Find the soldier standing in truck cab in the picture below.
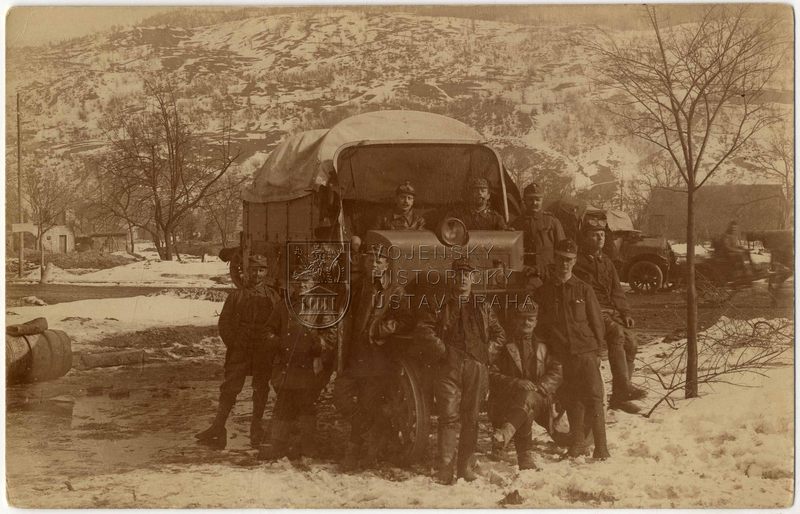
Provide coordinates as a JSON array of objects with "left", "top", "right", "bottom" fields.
[
  {"left": 448, "top": 177, "right": 508, "bottom": 230},
  {"left": 195, "top": 254, "right": 278, "bottom": 449},
  {"left": 511, "top": 182, "right": 565, "bottom": 284},
  {"left": 375, "top": 180, "right": 426, "bottom": 230}
]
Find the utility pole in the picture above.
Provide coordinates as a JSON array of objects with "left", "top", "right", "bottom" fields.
[{"left": 17, "top": 92, "right": 23, "bottom": 277}]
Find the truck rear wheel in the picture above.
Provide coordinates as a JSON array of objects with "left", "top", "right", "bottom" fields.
[
  {"left": 628, "top": 261, "right": 663, "bottom": 294},
  {"left": 385, "top": 355, "right": 430, "bottom": 465}
]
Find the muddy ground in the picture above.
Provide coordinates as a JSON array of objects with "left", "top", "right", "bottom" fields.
[{"left": 5, "top": 280, "right": 793, "bottom": 507}]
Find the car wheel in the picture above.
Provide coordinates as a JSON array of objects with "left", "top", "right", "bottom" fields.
[{"left": 628, "top": 261, "right": 663, "bottom": 294}]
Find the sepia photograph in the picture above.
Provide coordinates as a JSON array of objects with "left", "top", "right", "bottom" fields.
[{"left": 4, "top": 4, "right": 795, "bottom": 508}]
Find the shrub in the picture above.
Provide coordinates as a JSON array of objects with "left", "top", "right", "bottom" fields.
[{"left": 44, "top": 251, "right": 137, "bottom": 270}]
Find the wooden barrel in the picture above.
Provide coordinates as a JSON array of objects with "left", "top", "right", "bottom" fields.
[{"left": 6, "top": 330, "right": 72, "bottom": 385}]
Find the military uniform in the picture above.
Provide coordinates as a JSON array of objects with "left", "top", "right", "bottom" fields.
[
  {"left": 375, "top": 181, "right": 427, "bottom": 231},
  {"left": 416, "top": 259, "right": 506, "bottom": 483},
  {"left": 375, "top": 210, "right": 426, "bottom": 230},
  {"left": 512, "top": 211, "right": 565, "bottom": 279},
  {"left": 534, "top": 239, "right": 609, "bottom": 459},
  {"left": 574, "top": 250, "right": 640, "bottom": 405},
  {"left": 448, "top": 177, "right": 508, "bottom": 230},
  {"left": 449, "top": 205, "right": 508, "bottom": 230},
  {"left": 260, "top": 300, "right": 337, "bottom": 460},
  {"left": 489, "top": 309, "right": 563, "bottom": 470},
  {"left": 513, "top": 182, "right": 566, "bottom": 281},
  {"left": 334, "top": 264, "right": 411, "bottom": 468},
  {"left": 196, "top": 279, "right": 278, "bottom": 449}
]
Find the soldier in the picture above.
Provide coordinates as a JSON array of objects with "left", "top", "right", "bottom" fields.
[
  {"left": 257, "top": 277, "right": 337, "bottom": 461},
  {"left": 511, "top": 182, "right": 565, "bottom": 283},
  {"left": 448, "top": 177, "right": 508, "bottom": 230},
  {"left": 489, "top": 301, "right": 563, "bottom": 471},
  {"left": 416, "top": 258, "right": 506, "bottom": 484},
  {"left": 375, "top": 180, "right": 426, "bottom": 230},
  {"left": 196, "top": 254, "right": 278, "bottom": 449},
  {"left": 534, "top": 239, "right": 610, "bottom": 460},
  {"left": 333, "top": 245, "right": 411, "bottom": 470},
  {"left": 573, "top": 219, "right": 645, "bottom": 414}
]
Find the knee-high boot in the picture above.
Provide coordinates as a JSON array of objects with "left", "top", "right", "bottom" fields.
[
  {"left": 251, "top": 388, "right": 269, "bottom": 447},
  {"left": 435, "top": 424, "right": 459, "bottom": 485},
  {"left": 195, "top": 396, "right": 234, "bottom": 449},
  {"left": 589, "top": 402, "right": 610, "bottom": 460},
  {"left": 566, "top": 402, "right": 590, "bottom": 458},
  {"left": 297, "top": 414, "right": 318, "bottom": 458}
]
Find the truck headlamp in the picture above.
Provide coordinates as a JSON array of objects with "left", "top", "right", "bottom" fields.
[{"left": 437, "top": 217, "right": 469, "bottom": 247}]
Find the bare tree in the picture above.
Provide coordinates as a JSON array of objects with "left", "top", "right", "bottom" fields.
[
  {"left": 741, "top": 122, "right": 793, "bottom": 229},
  {"left": 588, "top": 5, "right": 787, "bottom": 397},
  {"left": 98, "top": 77, "right": 239, "bottom": 260},
  {"left": 628, "top": 153, "right": 686, "bottom": 226},
  {"left": 201, "top": 171, "right": 247, "bottom": 247},
  {"left": 23, "top": 155, "right": 83, "bottom": 253}
]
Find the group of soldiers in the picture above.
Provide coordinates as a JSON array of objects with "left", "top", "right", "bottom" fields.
[{"left": 196, "top": 177, "right": 645, "bottom": 483}]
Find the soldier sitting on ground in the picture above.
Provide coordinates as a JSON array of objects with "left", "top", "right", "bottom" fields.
[
  {"left": 535, "top": 239, "right": 610, "bottom": 460},
  {"left": 573, "top": 219, "right": 646, "bottom": 414},
  {"left": 196, "top": 254, "right": 279, "bottom": 449},
  {"left": 374, "top": 180, "right": 426, "bottom": 230},
  {"left": 447, "top": 177, "right": 508, "bottom": 230},
  {"left": 488, "top": 300, "right": 563, "bottom": 471},
  {"left": 257, "top": 275, "right": 337, "bottom": 461}
]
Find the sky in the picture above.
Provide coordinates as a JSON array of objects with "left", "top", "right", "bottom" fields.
[
  {"left": 7, "top": 4, "right": 793, "bottom": 49},
  {"left": 6, "top": 6, "right": 173, "bottom": 48}
]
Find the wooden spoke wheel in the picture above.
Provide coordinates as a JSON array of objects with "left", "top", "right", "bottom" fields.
[
  {"left": 384, "top": 356, "right": 430, "bottom": 465},
  {"left": 628, "top": 261, "right": 664, "bottom": 294}
]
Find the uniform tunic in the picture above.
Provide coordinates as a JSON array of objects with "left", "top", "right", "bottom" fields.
[
  {"left": 489, "top": 333, "right": 563, "bottom": 443},
  {"left": 375, "top": 209, "right": 426, "bottom": 230},
  {"left": 534, "top": 275, "right": 605, "bottom": 405},
  {"left": 511, "top": 212, "right": 566, "bottom": 278},
  {"left": 449, "top": 205, "right": 508, "bottom": 230},
  {"left": 217, "top": 288, "right": 278, "bottom": 404}
]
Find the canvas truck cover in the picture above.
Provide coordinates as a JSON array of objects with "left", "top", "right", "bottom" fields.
[
  {"left": 605, "top": 209, "right": 636, "bottom": 232},
  {"left": 241, "top": 110, "right": 493, "bottom": 204}
]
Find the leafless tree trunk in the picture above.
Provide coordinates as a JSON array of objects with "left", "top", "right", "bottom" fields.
[
  {"left": 96, "top": 75, "right": 239, "bottom": 261},
  {"left": 587, "top": 5, "right": 788, "bottom": 398}
]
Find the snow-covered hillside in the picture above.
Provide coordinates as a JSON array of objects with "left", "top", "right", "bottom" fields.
[{"left": 9, "top": 8, "right": 791, "bottom": 196}]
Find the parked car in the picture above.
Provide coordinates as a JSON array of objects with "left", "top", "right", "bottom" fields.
[
  {"left": 220, "top": 110, "right": 528, "bottom": 463},
  {"left": 546, "top": 199, "right": 678, "bottom": 293}
]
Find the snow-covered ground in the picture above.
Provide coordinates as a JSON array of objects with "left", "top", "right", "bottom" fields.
[
  {"left": 14, "top": 359, "right": 792, "bottom": 508},
  {"left": 6, "top": 295, "right": 223, "bottom": 352},
  {"left": 11, "top": 244, "right": 231, "bottom": 287},
  {"left": 5, "top": 239, "right": 794, "bottom": 508},
  {"left": 6, "top": 291, "right": 794, "bottom": 507}
]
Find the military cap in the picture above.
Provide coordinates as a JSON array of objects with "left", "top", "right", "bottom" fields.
[
  {"left": 523, "top": 182, "right": 543, "bottom": 197},
  {"left": 516, "top": 299, "right": 538, "bottom": 318},
  {"left": 396, "top": 180, "right": 416, "bottom": 196},
  {"left": 450, "top": 257, "right": 477, "bottom": 272},
  {"left": 583, "top": 217, "right": 607, "bottom": 232},
  {"left": 554, "top": 238, "right": 578, "bottom": 258},
  {"left": 249, "top": 254, "right": 269, "bottom": 268},
  {"left": 467, "top": 177, "right": 490, "bottom": 189}
]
